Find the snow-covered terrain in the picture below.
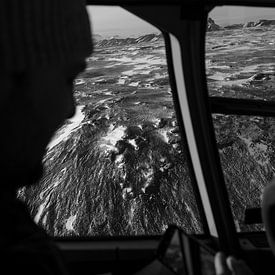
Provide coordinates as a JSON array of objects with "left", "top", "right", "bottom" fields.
[
  {"left": 207, "top": 19, "right": 275, "bottom": 231},
  {"left": 21, "top": 34, "right": 202, "bottom": 237}
]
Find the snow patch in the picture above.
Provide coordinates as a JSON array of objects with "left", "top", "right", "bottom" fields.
[
  {"left": 122, "top": 187, "right": 132, "bottom": 199},
  {"left": 141, "top": 167, "right": 154, "bottom": 193},
  {"left": 128, "top": 139, "right": 138, "bottom": 150},
  {"left": 66, "top": 215, "right": 77, "bottom": 232},
  {"left": 100, "top": 125, "right": 126, "bottom": 152},
  {"left": 47, "top": 105, "right": 85, "bottom": 150},
  {"left": 118, "top": 78, "right": 127, "bottom": 85},
  {"left": 74, "top": 79, "right": 85, "bottom": 85},
  {"left": 158, "top": 130, "right": 170, "bottom": 143},
  {"left": 115, "top": 154, "right": 124, "bottom": 167},
  {"left": 129, "top": 82, "right": 139, "bottom": 87},
  {"left": 34, "top": 194, "right": 51, "bottom": 224}
]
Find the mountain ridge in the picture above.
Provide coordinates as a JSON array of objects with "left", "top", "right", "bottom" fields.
[
  {"left": 94, "top": 33, "right": 163, "bottom": 48},
  {"left": 207, "top": 17, "right": 275, "bottom": 32}
]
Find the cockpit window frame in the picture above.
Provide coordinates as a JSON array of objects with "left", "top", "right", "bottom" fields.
[
  {"left": 47, "top": 0, "right": 275, "bottom": 254},
  {"left": 87, "top": 1, "right": 230, "bottom": 250}
]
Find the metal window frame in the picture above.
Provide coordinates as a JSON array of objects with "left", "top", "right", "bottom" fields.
[
  {"left": 87, "top": 0, "right": 275, "bottom": 6},
  {"left": 85, "top": 0, "right": 275, "bottom": 254},
  {"left": 86, "top": 3, "right": 211, "bottom": 237},
  {"left": 122, "top": 4, "right": 240, "bottom": 254},
  {"left": 210, "top": 97, "right": 275, "bottom": 117}
]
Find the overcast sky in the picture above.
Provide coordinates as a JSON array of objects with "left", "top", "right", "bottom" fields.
[
  {"left": 87, "top": 6, "right": 158, "bottom": 38},
  {"left": 86, "top": 5, "right": 275, "bottom": 37},
  {"left": 209, "top": 6, "right": 275, "bottom": 26}
]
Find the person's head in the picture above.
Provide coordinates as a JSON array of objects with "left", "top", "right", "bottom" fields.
[{"left": 0, "top": 0, "right": 92, "bottom": 192}]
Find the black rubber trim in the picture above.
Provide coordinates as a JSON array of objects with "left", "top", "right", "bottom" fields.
[
  {"left": 244, "top": 208, "right": 263, "bottom": 224},
  {"left": 163, "top": 32, "right": 210, "bottom": 236},
  {"left": 86, "top": 0, "right": 275, "bottom": 7},
  {"left": 179, "top": 10, "right": 240, "bottom": 254},
  {"left": 210, "top": 97, "right": 275, "bottom": 117}
]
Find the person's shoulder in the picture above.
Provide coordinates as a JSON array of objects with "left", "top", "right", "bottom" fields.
[{"left": 1, "top": 198, "right": 68, "bottom": 275}]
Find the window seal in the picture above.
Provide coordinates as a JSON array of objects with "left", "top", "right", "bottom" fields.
[
  {"left": 210, "top": 97, "right": 275, "bottom": 117},
  {"left": 163, "top": 31, "right": 210, "bottom": 235},
  {"left": 179, "top": 13, "right": 240, "bottom": 254}
]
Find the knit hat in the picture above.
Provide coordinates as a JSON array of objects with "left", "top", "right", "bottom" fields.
[{"left": 0, "top": 0, "right": 93, "bottom": 72}]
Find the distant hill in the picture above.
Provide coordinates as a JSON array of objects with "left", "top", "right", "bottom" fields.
[
  {"left": 207, "top": 17, "right": 221, "bottom": 31},
  {"left": 253, "top": 19, "right": 275, "bottom": 27},
  {"left": 92, "top": 34, "right": 103, "bottom": 42},
  {"left": 207, "top": 18, "right": 275, "bottom": 32},
  {"left": 95, "top": 33, "right": 163, "bottom": 48}
]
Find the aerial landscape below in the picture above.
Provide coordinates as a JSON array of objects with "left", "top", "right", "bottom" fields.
[
  {"left": 19, "top": 15, "right": 275, "bottom": 236},
  {"left": 207, "top": 17, "right": 275, "bottom": 231},
  {"left": 20, "top": 33, "right": 203, "bottom": 236}
]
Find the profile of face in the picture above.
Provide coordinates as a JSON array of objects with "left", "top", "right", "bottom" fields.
[{"left": 0, "top": 61, "right": 86, "bottom": 189}]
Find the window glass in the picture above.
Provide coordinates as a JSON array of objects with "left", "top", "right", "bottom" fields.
[
  {"left": 19, "top": 6, "right": 203, "bottom": 236},
  {"left": 206, "top": 6, "right": 275, "bottom": 101},
  {"left": 212, "top": 113, "right": 275, "bottom": 231}
]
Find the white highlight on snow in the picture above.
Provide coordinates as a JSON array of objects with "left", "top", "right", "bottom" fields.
[
  {"left": 208, "top": 71, "right": 231, "bottom": 81},
  {"left": 208, "top": 65, "right": 231, "bottom": 70},
  {"left": 184, "top": 202, "right": 198, "bottom": 228},
  {"left": 128, "top": 139, "right": 138, "bottom": 150},
  {"left": 158, "top": 129, "right": 170, "bottom": 143},
  {"left": 122, "top": 187, "right": 132, "bottom": 199},
  {"left": 47, "top": 105, "right": 85, "bottom": 150},
  {"left": 208, "top": 72, "right": 249, "bottom": 87},
  {"left": 108, "top": 54, "right": 165, "bottom": 76},
  {"left": 97, "top": 98, "right": 110, "bottom": 105},
  {"left": 100, "top": 125, "right": 126, "bottom": 152},
  {"left": 118, "top": 78, "right": 126, "bottom": 84},
  {"left": 116, "top": 154, "right": 125, "bottom": 169},
  {"left": 34, "top": 194, "right": 51, "bottom": 224},
  {"left": 129, "top": 82, "right": 139, "bottom": 87},
  {"left": 151, "top": 118, "right": 161, "bottom": 126},
  {"left": 116, "top": 154, "right": 124, "bottom": 163},
  {"left": 66, "top": 215, "right": 77, "bottom": 232},
  {"left": 74, "top": 78, "right": 85, "bottom": 85},
  {"left": 123, "top": 67, "right": 151, "bottom": 76},
  {"left": 208, "top": 62, "right": 275, "bottom": 88},
  {"left": 141, "top": 167, "right": 154, "bottom": 193},
  {"left": 104, "top": 91, "right": 113, "bottom": 96},
  {"left": 170, "top": 34, "right": 218, "bottom": 237}
]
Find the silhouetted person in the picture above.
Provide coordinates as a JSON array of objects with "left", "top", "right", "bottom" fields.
[{"left": 0, "top": 0, "right": 92, "bottom": 274}]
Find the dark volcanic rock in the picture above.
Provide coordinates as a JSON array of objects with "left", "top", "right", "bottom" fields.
[
  {"left": 247, "top": 73, "right": 271, "bottom": 85},
  {"left": 213, "top": 115, "right": 274, "bottom": 231},
  {"left": 125, "top": 126, "right": 143, "bottom": 139},
  {"left": 207, "top": 17, "right": 221, "bottom": 32},
  {"left": 22, "top": 114, "right": 202, "bottom": 236},
  {"left": 224, "top": 24, "right": 243, "bottom": 30},
  {"left": 254, "top": 19, "right": 275, "bottom": 27},
  {"left": 243, "top": 22, "right": 255, "bottom": 28},
  {"left": 95, "top": 33, "right": 163, "bottom": 48}
]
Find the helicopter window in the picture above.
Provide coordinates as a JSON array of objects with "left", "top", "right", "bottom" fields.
[
  {"left": 212, "top": 113, "right": 275, "bottom": 232},
  {"left": 206, "top": 6, "right": 275, "bottom": 101},
  {"left": 19, "top": 6, "right": 204, "bottom": 237},
  {"left": 207, "top": 6, "right": 275, "bottom": 232}
]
